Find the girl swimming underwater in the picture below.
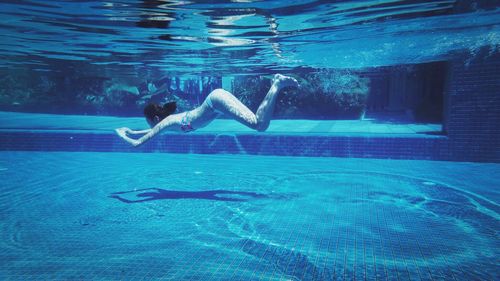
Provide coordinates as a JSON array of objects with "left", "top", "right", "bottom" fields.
[{"left": 115, "top": 74, "right": 298, "bottom": 146}]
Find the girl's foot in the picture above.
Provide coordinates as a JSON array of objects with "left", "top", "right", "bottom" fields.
[{"left": 273, "top": 74, "right": 299, "bottom": 90}]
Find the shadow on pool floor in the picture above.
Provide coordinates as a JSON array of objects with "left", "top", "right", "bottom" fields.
[{"left": 109, "top": 188, "right": 268, "bottom": 203}]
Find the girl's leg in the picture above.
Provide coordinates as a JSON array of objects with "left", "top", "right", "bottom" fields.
[
  {"left": 208, "top": 89, "right": 259, "bottom": 130},
  {"left": 209, "top": 74, "right": 298, "bottom": 131}
]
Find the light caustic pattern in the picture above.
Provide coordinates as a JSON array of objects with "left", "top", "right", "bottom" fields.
[{"left": 0, "top": 152, "right": 498, "bottom": 280}]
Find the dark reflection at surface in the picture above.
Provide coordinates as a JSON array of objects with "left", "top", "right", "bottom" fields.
[{"left": 136, "top": 0, "right": 175, "bottom": 40}]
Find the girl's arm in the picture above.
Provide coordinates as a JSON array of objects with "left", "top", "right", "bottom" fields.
[
  {"left": 115, "top": 116, "right": 177, "bottom": 147},
  {"left": 127, "top": 128, "right": 152, "bottom": 135},
  {"left": 115, "top": 127, "right": 151, "bottom": 137}
]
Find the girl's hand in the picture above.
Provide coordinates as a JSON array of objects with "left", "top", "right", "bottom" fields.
[
  {"left": 115, "top": 127, "right": 140, "bottom": 146},
  {"left": 115, "top": 127, "right": 128, "bottom": 134}
]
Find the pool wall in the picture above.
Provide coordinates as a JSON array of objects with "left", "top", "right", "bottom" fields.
[
  {"left": 0, "top": 131, "right": 449, "bottom": 160},
  {"left": 0, "top": 51, "right": 498, "bottom": 163},
  {"left": 444, "top": 50, "right": 500, "bottom": 162}
]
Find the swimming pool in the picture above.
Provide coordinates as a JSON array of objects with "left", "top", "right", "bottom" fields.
[
  {"left": 1, "top": 0, "right": 499, "bottom": 280},
  {"left": 1, "top": 151, "right": 498, "bottom": 280}
]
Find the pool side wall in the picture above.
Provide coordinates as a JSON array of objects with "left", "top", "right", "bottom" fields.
[
  {"left": 0, "top": 131, "right": 449, "bottom": 160},
  {"left": 444, "top": 50, "right": 500, "bottom": 162},
  {"left": 0, "top": 51, "right": 498, "bottom": 162}
]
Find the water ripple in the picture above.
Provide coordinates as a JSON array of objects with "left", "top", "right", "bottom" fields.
[{"left": 0, "top": 0, "right": 498, "bottom": 74}]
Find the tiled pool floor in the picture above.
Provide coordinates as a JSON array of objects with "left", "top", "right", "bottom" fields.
[{"left": 0, "top": 152, "right": 498, "bottom": 280}]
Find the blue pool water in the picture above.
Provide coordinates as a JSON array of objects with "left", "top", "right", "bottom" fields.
[
  {"left": 0, "top": 152, "right": 498, "bottom": 280},
  {"left": 0, "top": 0, "right": 499, "bottom": 280},
  {"left": 1, "top": 0, "right": 499, "bottom": 74}
]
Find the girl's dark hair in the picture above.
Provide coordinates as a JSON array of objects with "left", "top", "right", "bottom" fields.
[{"left": 143, "top": 102, "right": 177, "bottom": 121}]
